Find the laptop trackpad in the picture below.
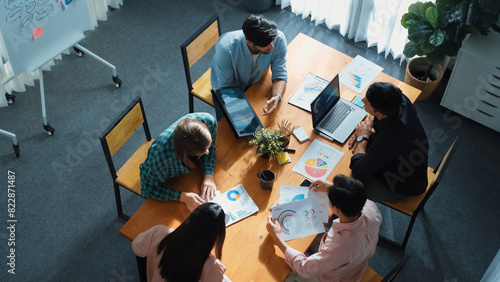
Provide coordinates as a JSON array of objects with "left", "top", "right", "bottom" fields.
[{"left": 333, "top": 119, "right": 357, "bottom": 143}]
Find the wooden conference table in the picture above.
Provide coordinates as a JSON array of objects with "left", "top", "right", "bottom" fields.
[{"left": 119, "top": 33, "right": 420, "bottom": 281}]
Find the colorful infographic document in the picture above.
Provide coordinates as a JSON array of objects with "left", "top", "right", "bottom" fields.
[
  {"left": 271, "top": 198, "right": 325, "bottom": 241},
  {"left": 339, "top": 55, "right": 383, "bottom": 93},
  {"left": 288, "top": 73, "right": 330, "bottom": 111},
  {"left": 279, "top": 185, "right": 329, "bottom": 223},
  {"left": 210, "top": 184, "right": 259, "bottom": 226},
  {"left": 293, "top": 139, "right": 343, "bottom": 181}
]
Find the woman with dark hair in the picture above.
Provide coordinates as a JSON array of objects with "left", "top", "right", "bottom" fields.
[
  {"left": 140, "top": 113, "right": 218, "bottom": 211},
  {"left": 132, "top": 202, "right": 231, "bottom": 282}
]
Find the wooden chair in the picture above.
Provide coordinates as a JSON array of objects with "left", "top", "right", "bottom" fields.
[
  {"left": 379, "top": 137, "right": 460, "bottom": 249},
  {"left": 180, "top": 15, "right": 221, "bottom": 113},
  {"left": 99, "top": 96, "right": 153, "bottom": 219},
  {"left": 361, "top": 255, "right": 410, "bottom": 282}
]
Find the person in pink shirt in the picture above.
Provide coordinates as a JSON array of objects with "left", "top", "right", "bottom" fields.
[
  {"left": 132, "top": 202, "right": 231, "bottom": 282},
  {"left": 266, "top": 174, "right": 382, "bottom": 282}
]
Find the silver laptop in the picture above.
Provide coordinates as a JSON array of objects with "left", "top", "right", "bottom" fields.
[{"left": 311, "top": 75, "right": 367, "bottom": 143}]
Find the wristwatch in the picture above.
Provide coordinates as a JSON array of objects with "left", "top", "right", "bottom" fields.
[
  {"left": 272, "top": 93, "right": 282, "bottom": 103},
  {"left": 356, "top": 136, "right": 369, "bottom": 142}
]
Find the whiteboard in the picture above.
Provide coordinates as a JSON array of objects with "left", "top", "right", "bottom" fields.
[{"left": 0, "top": 0, "right": 91, "bottom": 77}]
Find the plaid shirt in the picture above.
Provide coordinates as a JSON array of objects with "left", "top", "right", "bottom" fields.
[{"left": 139, "top": 113, "right": 217, "bottom": 201}]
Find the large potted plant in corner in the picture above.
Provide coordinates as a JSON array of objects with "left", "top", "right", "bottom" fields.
[{"left": 402, "top": 0, "right": 500, "bottom": 100}]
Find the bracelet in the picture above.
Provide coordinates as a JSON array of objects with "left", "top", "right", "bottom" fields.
[{"left": 272, "top": 93, "right": 282, "bottom": 103}]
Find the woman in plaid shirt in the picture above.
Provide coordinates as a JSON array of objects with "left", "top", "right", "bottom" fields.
[{"left": 140, "top": 113, "right": 218, "bottom": 211}]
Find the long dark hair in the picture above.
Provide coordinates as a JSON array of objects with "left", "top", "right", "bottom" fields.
[
  {"left": 157, "top": 202, "right": 226, "bottom": 282},
  {"left": 173, "top": 119, "right": 212, "bottom": 168}
]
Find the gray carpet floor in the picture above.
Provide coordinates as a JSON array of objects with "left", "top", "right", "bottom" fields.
[{"left": 1, "top": 0, "right": 499, "bottom": 281}]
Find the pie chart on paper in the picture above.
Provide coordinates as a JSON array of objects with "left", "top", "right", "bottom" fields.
[{"left": 304, "top": 158, "right": 329, "bottom": 178}]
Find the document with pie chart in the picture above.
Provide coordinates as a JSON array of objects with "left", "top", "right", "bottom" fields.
[
  {"left": 293, "top": 139, "right": 343, "bottom": 181},
  {"left": 271, "top": 197, "right": 325, "bottom": 241},
  {"left": 210, "top": 184, "right": 259, "bottom": 227}
]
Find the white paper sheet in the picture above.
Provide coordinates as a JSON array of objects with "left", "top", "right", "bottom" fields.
[
  {"left": 339, "top": 55, "right": 383, "bottom": 93},
  {"left": 210, "top": 184, "right": 259, "bottom": 226},
  {"left": 279, "top": 185, "right": 329, "bottom": 223},
  {"left": 271, "top": 198, "right": 325, "bottom": 241},
  {"left": 293, "top": 139, "right": 343, "bottom": 181},
  {"left": 288, "top": 73, "right": 330, "bottom": 111}
]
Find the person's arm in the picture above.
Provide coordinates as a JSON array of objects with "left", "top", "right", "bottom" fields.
[
  {"left": 263, "top": 79, "right": 286, "bottom": 115},
  {"left": 267, "top": 217, "right": 343, "bottom": 278},
  {"left": 266, "top": 216, "right": 290, "bottom": 253},
  {"left": 211, "top": 41, "right": 236, "bottom": 90},
  {"left": 308, "top": 179, "right": 333, "bottom": 193},
  {"left": 198, "top": 114, "right": 218, "bottom": 200},
  {"left": 349, "top": 131, "right": 398, "bottom": 180}
]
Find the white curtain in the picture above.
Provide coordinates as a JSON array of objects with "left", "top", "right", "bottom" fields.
[
  {"left": 279, "top": 0, "right": 419, "bottom": 63},
  {"left": 0, "top": 0, "right": 123, "bottom": 107}
]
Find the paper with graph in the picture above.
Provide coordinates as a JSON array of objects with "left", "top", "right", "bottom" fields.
[
  {"left": 288, "top": 73, "right": 329, "bottom": 111},
  {"left": 293, "top": 139, "right": 343, "bottom": 181},
  {"left": 279, "top": 185, "right": 329, "bottom": 223},
  {"left": 339, "top": 55, "right": 383, "bottom": 93},
  {"left": 271, "top": 198, "right": 325, "bottom": 241},
  {"left": 211, "top": 184, "right": 259, "bottom": 226}
]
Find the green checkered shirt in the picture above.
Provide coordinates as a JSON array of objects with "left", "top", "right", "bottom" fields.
[{"left": 139, "top": 113, "right": 217, "bottom": 201}]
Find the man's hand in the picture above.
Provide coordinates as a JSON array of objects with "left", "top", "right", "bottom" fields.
[
  {"left": 309, "top": 179, "right": 333, "bottom": 193},
  {"left": 266, "top": 216, "right": 281, "bottom": 240},
  {"left": 201, "top": 174, "right": 217, "bottom": 201},
  {"left": 262, "top": 95, "right": 280, "bottom": 115},
  {"left": 180, "top": 192, "right": 205, "bottom": 211}
]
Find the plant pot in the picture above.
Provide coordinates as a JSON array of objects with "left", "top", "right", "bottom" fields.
[
  {"left": 405, "top": 57, "right": 444, "bottom": 101},
  {"left": 260, "top": 152, "right": 271, "bottom": 159}
]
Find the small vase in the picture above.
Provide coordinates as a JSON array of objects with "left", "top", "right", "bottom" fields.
[
  {"left": 261, "top": 152, "right": 271, "bottom": 159},
  {"left": 280, "top": 137, "right": 290, "bottom": 148}
]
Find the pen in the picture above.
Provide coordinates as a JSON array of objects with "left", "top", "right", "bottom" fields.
[{"left": 284, "top": 148, "right": 296, "bottom": 153}]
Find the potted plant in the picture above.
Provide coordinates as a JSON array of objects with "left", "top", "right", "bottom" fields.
[
  {"left": 249, "top": 119, "right": 294, "bottom": 159},
  {"left": 401, "top": 0, "right": 500, "bottom": 100}
]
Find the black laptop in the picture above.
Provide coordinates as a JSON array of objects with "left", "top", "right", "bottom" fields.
[{"left": 213, "top": 87, "right": 263, "bottom": 138}]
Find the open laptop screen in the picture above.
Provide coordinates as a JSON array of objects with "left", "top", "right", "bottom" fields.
[
  {"left": 213, "top": 87, "right": 263, "bottom": 138},
  {"left": 311, "top": 75, "right": 340, "bottom": 127}
]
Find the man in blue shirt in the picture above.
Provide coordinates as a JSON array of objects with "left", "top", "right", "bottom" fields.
[{"left": 211, "top": 15, "right": 288, "bottom": 116}]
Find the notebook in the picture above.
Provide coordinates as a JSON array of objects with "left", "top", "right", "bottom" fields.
[{"left": 311, "top": 74, "right": 367, "bottom": 143}]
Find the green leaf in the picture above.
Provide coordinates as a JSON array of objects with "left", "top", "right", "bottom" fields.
[
  {"left": 408, "top": 22, "right": 434, "bottom": 42},
  {"left": 421, "top": 41, "right": 436, "bottom": 53},
  {"left": 429, "top": 29, "right": 444, "bottom": 46},
  {"left": 403, "top": 41, "right": 420, "bottom": 58},
  {"left": 426, "top": 6, "right": 439, "bottom": 28},
  {"left": 401, "top": 13, "right": 420, "bottom": 29}
]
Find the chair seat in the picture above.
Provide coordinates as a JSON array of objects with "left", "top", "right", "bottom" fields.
[
  {"left": 191, "top": 68, "right": 214, "bottom": 106},
  {"left": 361, "top": 266, "right": 383, "bottom": 282},
  {"left": 381, "top": 166, "right": 436, "bottom": 216},
  {"left": 116, "top": 139, "right": 154, "bottom": 195}
]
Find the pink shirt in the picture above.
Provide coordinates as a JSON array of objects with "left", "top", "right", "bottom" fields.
[
  {"left": 132, "top": 225, "right": 231, "bottom": 282},
  {"left": 284, "top": 200, "right": 382, "bottom": 282}
]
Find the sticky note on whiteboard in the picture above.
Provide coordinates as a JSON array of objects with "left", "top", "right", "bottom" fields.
[{"left": 32, "top": 26, "right": 43, "bottom": 40}]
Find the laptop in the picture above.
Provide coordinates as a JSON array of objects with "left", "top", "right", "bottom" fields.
[
  {"left": 311, "top": 74, "right": 367, "bottom": 143},
  {"left": 213, "top": 87, "right": 263, "bottom": 138}
]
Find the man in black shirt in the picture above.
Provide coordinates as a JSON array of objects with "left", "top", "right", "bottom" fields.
[{"left": 348, "top": 82, "right": 429, "bottom": 202}]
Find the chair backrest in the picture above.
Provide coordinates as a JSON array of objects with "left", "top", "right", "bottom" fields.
[
  {"left": 420, "top": 136, "right": 460, "bottom": 207},
  {"left": 99, "top": 96, "right": 151, "bottom": 178},
  {"left": 180, "top": 15, "right": 220, "bottom": 90}
]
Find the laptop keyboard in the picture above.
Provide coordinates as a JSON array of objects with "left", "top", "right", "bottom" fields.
[{"left": 321, "top": 102, "right": 353, "bottom": 132}]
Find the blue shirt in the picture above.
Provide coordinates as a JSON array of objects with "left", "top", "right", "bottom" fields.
[
  {"left": 139, "top": 113, "right": 217, "bottom": 201},
  {"left": 211, "top": 30, "right": 288, "bottom": 91}
]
